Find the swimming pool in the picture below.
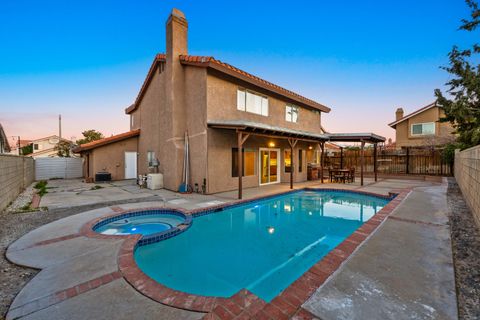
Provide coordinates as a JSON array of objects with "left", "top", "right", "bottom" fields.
[{"left": 134, "top": 190, "right": 390, "bottom": 302}]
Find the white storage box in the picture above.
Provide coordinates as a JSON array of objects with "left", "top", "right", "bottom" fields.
[{"left": 147, "top": 173, "right": 164, "bottom": 190}]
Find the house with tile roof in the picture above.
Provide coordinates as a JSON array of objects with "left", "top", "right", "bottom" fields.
[
  {"left": 388, "top": 102, "right": 455, "bottom": 149},
  {"left": 74, "top": 8, "right": 385, "bottom": 194},
  {"left": 22, "top": 135, "right": 73, "bottom": 158}
]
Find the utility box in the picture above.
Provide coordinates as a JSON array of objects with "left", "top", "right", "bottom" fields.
[{"left": 147, "top": 173, "right": 163, "bottom": 190}]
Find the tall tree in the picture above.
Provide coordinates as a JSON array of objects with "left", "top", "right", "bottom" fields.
[
  {"left": 435, "top": 0, "right": 480, "bottom": 148},
  {"left": 76, "top": 130, "right": 104, "bottom": 145},
  {"left": 55, "top": 140, "right": 73, "bottom": 157}
]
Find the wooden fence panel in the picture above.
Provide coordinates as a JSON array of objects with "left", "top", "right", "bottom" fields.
[{"left": 324, "top": 149, "right": 452, "bottom": 176}]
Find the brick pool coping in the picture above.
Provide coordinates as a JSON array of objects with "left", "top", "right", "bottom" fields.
[{"left": 79, "top": 187, "right": 411, "bottom": 319}]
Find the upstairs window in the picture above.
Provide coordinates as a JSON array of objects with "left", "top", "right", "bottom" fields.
[
  {"left": 285, "top": 105, "right": 299, "bottom": 122},
  {"left": 411, "top": 122, "right": 435, "bottom": 136},
  {"left": 33, "top": 144, "right": 39, "bottom": 150},
  {"left": 237, "top": 88, "right": 268, "bottom": 116}
]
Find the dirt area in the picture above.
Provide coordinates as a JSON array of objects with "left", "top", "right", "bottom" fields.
[
  {"left": 0, "top": 196, "right": 160, "bottom": 318},
  {"left": 447, "top": 178, "right": 480, "bottom": 319}
]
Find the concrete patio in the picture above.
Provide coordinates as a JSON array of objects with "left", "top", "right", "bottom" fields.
[{"left": 6, "top": 178, "right": 457, "bottom": 319}]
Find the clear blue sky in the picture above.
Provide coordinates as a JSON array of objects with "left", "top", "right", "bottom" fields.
[{"left": 0, "top": 0, "right": 474, "bottom": 142}]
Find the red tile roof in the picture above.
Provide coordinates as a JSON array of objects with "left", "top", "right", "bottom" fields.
[
  {"left": 388, "top": 101, "right": 438, "bottom": 128},
  {"left": 73, "top": 130, "right": 140, "bottom": 153},
  {"left": 125, "top": 54, "right": 330, "bottom": 114}
]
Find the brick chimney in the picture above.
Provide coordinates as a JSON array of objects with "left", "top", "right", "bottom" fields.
[{"left": 395, "top": 107, "right": 404, "bottom": 121}]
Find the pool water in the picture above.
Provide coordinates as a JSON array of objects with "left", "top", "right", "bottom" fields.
[
  {"left": 95, "top": 214, "right": 185, "bottom": 236},
  {"left": 134, "top": 190, "right": 389, "bottom": 302}
]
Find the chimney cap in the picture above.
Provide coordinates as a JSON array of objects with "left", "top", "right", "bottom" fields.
[
  {"left": 171, "top": 8, "right": 186, "bottom": 19},
  {"left": 395, "top": 107, "right": 404, "bottom": 113}
]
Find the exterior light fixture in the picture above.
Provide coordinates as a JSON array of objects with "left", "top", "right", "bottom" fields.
[
  {"left": 267, "top": 226, "right": 275, "bottom": 234},
  {"left": 308, "top": 211, "right": 313, "bottom": 216},
  {"left": 268, "top": 142, "right": 275, "bottom": 147},
  {"left": 308, "top": 146, "right": 313, "bottom": 150}
]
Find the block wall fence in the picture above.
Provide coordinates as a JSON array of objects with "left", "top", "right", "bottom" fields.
[
  {"left": 455, "top": 145, "right": 480, "bottom": 227},
  {"left": 0, "top": 155, "right": 35, "bottom": 212}
]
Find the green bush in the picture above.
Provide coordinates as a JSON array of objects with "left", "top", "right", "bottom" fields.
[{"left": 34, "top": 180, "right": 48, "bottom": 197}]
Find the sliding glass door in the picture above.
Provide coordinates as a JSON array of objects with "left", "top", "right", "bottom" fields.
[{"left": 259, "top": 148, "right": 280, "bottom": 185}]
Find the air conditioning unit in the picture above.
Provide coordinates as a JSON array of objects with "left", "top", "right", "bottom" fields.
[{"left": 147, "top": 173, "right": 163, "bottom": 190}]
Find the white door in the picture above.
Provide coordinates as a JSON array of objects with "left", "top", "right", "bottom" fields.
[{"left": 124, "top": 152, "right": 137, "bottom": 179}]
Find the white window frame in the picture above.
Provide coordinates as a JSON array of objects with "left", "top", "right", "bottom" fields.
[
  {"left": 237, "top": 88, "right": 268, "bottom": 116},
  {"left": 411, "top": 122, "right": 435, "bottom": 136},
  {"left": 285, "top": 105, "right": 299, "bottom": 123}
]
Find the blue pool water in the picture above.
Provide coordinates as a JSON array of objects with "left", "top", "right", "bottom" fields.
[
  {"left": 95, "top": 214, "right": 185, "bottom": 236},
  {"left": 134, "top": 190, "right": 389, "bottom": 302}
]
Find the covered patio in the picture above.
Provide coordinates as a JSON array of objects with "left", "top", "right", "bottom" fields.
[{"left": 207, "top": 120, "right": 386, "bottom": 199}]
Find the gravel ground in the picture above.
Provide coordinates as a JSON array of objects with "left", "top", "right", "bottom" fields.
[
  {"left": 446, "top": 178, "right": 480, "bottom": 319},
  {"left": 0, "top": 196, "right": 161, "bottom": 318},
  {"left": 5, "top": 183, "right": 36, "bottom": 213}
]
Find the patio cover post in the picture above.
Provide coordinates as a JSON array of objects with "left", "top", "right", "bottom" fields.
[
  {"left": 360, "top": 140, "right": 365, "bottom": 186},
  {"left": 320, "top": 142, "right": 325, "bottom": 184},
  {"left": 288, "top": 138, "right": 298, "bottom": 189},
  {"left": 340, "top": 147, "right": 344, "bottom": 169},
  {"left": 374, "top": 143, "right": 378, "bottom": 182},
  {"left": 237, "top": 131, "right": 250, "bottom": 199}
]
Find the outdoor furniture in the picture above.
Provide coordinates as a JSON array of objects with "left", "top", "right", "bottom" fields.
[
  {"left": 329, "top": 168, "right": 350, "bottom": 183},
  {"left": 347, "top": 167, "right": 355, "bottom": 183}
]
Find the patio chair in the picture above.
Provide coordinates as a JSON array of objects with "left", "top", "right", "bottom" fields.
[{"left": 347, "top": 167, "right": 355, "bottom": 183}]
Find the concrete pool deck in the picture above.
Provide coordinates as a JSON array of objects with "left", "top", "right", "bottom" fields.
[{"left": 6, "top": 178, "right": 457, "bottom": 319}]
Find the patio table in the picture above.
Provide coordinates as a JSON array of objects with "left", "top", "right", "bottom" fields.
[{"left": 329, "top": 168, "right": 351, "bottom": 183}]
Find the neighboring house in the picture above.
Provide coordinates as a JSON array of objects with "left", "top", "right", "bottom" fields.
[
  {"left": 74, "top": 9, "right": 384, "bottom": 193},
  {"left": 0, "top": 124, "right": 10, "bottom": 154},
  {"left": 8, "top": 139, "right": 32, "bottom": 155},
  {"left": 388, "top": 102, "right": 455, "bottom": 149},
  {"left": 24, "top": 135, "right": 72, "bottom": 158}
]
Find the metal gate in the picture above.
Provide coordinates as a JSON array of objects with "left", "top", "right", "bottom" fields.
[{"left": 35, "top": 157, "right": 83, "bottom": 180}]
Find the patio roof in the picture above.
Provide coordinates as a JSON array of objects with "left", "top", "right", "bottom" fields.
[
  {"left": 207, "top": 120, "right": 385, "bottom": 143},
  {"left": 327, "top": 133, "right": 386, "bottom": 143},
  {"left": 207, "top": 120, "right": 329, "bottom": 142}
]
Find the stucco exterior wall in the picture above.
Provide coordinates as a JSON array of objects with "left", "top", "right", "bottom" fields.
[
  {"left": 0, "top": 155, "right": 35, "bottom": 211},
  {"left": 206, "top": 128, "right": 310, "bottom": 194},
  {"left": 455, "top": 145, "right": 480, "bottom": 228},
  {"left": 133, "top": 63, "right": 208, "bottom": 191},
  {"left": 395, "top": 107, "right": 454, "bottom": 148},
  {"left": 87, "top": 136, "right": 138, "bottom": 181},
  {"left": 206, "top": 73, "right": 322, "bottom": 133}
]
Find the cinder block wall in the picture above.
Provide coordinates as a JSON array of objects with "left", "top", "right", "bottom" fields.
[
  {"left": 0, "top": 155, "right": 35, "bottom": 212},
  {"left": 455, "top": 145, "right": 480, "bottom": 227}
]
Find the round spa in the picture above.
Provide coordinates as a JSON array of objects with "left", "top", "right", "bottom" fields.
[{"left": 93, "top": 209, "right": 189, "bottom": 236}]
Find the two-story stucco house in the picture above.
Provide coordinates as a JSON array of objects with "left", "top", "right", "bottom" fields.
[
  {"left": 75, "top": 9, "right": 384, "bottom": 196},
  {"left": 388, "top": 102, "right": 455, "bottom": 149},
  {"left": 24, "top": 135, "right": 73, "bottom": 158}
]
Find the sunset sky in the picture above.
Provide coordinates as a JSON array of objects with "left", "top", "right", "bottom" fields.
[{"left": 0, "top": 0, "right": 474, "bottom": 146}]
